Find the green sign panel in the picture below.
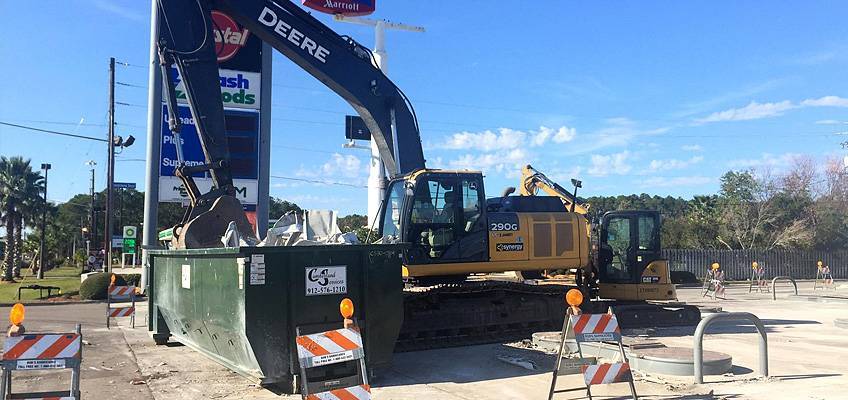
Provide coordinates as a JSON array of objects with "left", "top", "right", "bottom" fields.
[{"left": 123, "top": 238, "right": 137, "bottom": 254}]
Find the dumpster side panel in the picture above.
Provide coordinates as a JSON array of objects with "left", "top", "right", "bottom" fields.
[
  {"left": 363, "top": 248, "right": 404, "bottom": 369},
  {"left": 243, "top": 250, "right": 293, "bottom": 385},
  {"left": 150, "top": 245, "right": 404, "bottom": 387}
]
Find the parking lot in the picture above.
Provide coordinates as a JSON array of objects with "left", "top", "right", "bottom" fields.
[{"left": 0, "top": 280, "right": 845, "bottom": 399}]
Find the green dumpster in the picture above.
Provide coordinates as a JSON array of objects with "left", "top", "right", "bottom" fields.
[{"left": 147, "top": 245, "right": 405, "bottom": 388}]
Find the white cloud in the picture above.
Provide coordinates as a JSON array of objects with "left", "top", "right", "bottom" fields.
[
  {"left": 438, "top": 126, "right": 577, "bottom": 151},
  {"left": 646, "top": 156, "right": 703, "bottom": 173},
  {"left": 815, "top": 119, "right": 840, "bottom": 125},
  {"left": 588, "top": 150, "right": 632, "bottom": 176},
  {"left": 675, "top": 79, "right": 789, "bottom": 119},
  {"left": 605, "top": 117, "right": 634, "bottom": 125},
  {"left": 695, "top": 100, "right": 795, "bottom": 124},
  {"left": 320, "top": 154, "right": 362, "bottom": 178},
  {"left": 726, "top": 152, "right": 801, "bottom": 169},
  {"left": 447, "top": 148, "right": 532, "bottom": 174},
  {"left": 694, "top": 96, "right": 848, "bottom": 125},
  {"left": 800, "top": 96, "right": 848, "bottom": 108},
  {"left": 551, "top": 126, "right": 577, "bottom": 143},
  {"left": 640, "top": 176, "right": 713, "bottom": 188},
  {"left": 682, "top": 144, "right": 704, "bottom": 152},
  {"left": 91, "top": 0, "right": 147, "bottom": 23}
]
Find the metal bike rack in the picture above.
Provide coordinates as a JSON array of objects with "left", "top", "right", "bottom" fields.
[
  {"left": 771, "top": 276, "right": 798, "bottom": 300},
  {"left": 694, "top": 312, "right": 768, "bottom": 384}
]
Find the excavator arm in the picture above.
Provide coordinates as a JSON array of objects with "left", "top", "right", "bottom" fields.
[
  {"left": 520, "top": 164, "right": 590, "bottom": 215},
  {"left": 157, "top": 0, "right": 425, "bottom": 248}
]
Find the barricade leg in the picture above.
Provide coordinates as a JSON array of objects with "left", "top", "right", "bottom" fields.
[
  {"left": 106, "top": 293, "right": 111, "bottom": 329},
  {"left": 72, "top": 324, "right": 81, "bottom": 399},
  {"left": 0, "top": 369, "right": 8, "bottom": 399}
]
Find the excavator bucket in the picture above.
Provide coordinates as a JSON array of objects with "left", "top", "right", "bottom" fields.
[{"left": 173, "top": 195, "right": 258, "bottom": 249}]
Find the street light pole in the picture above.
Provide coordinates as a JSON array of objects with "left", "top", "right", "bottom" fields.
[
  {"left": 333, "top": 15, "right": 425, "bottom": 228},
  {"left": 38, "top": 163, "right": 51, "bottom": 279}
]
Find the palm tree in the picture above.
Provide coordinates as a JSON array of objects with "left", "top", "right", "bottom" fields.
[
  {"left": 14, "top": 183, "right": 43, "bottom": 278},
  {"left": 0, "top": 157, "right": 44, "bottom": 281}
]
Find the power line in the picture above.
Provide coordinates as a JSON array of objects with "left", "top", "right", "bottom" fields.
[
  {"left": 115, "top": 61, "right": 147, "bottom": 69},
  {"left": 116, "top": 102, "right": 146, "bottom": 108},
  {"left": 0, "top": 121, "right": 107, "bottom": 142},
  {"left": 270, "top": 175, "right": 367, "bottom": 188},
  {"left": 2, "top": 119, "right": 105, "bottom": 128},
  {"left": 116, "top": 81, "right": 146, "bottom": 89},
  {"left": 272, "top": 144, "right": 371, "bottom": 160}
]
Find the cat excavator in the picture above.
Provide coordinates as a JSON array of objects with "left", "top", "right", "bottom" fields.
[
  {"left": 158, "top": 0, "right": 696, "bottom": 352},
  {"left": 515, "top": 165, "right": 701, "bottom": 325}
]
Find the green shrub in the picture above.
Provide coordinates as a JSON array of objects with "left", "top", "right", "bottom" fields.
[
  {"left": 670, "top": 270, "right": 699, "bottom": 284},
  {"left": 123, "top": 274, "right": 142, "bottom": 288},
  {"left": 79, "top": 273, "right": 127, "bottom": 300}
]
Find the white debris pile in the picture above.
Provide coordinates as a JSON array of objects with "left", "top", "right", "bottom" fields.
[{"left": 259, "top": 210, "right": 360, "bottom": 247}]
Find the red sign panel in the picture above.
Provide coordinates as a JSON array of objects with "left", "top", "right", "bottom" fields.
[
  {"left": 210, "top": 9, "right": 262, "bottom": 72},
  {"left": 302, "top": 0, "right": 375, "bottom": 16}
]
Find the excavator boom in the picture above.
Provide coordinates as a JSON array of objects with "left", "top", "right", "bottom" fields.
[{"left": 156, "top": 0, "right": 426, "bottom": 248}]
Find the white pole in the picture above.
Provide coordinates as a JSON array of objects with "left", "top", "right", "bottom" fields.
[
  {"left": 333, "top": 15, "right": 424, "bottom": 229},
  {"left": 368, "top": 20, "right": 387, "bottom": 231}
]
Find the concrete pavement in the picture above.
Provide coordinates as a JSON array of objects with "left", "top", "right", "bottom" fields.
[{"left": 0, "top": 280, "right": 845, "bottom": 399}]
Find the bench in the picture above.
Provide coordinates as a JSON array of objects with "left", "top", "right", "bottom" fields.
[{"left": 16, "top": 285, "right": 61, "bottom": 300}]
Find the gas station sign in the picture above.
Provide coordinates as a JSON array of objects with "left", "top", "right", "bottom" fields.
[{"left": 302, "top": 0, "right": 375, "bottom": 16}]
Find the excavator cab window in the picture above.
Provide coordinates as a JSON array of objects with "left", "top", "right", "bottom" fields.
[
  {"left": 403, "top": 173, "right": 488, "bottom": 264},
  {"left": 381, "top": 182, "right": 406, "bottom": 241},
  {"left": 598, "top": 210, "right": 662, "bottom": 284},
  {"left": 603, "top": 216, "right": 633, "bottom": 282}
]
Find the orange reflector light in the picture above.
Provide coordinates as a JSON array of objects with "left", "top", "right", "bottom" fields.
[
  {"left": 752, "top": 261, "right": 758, "bottom": 269},
  {"left": 10, "top": 303, "right": 24, "bottom": 326},
  {"left": 818, "top": 261, "right": 823, "bottom": 267},
  {"left": 340, "top": 298, "right": 354, "bottom": 319},
  {"left": 566, "top": 289, "right": 583, "bottom": 306},
  {"left": 712, "top": 263, "right": 720, "bottom": 270},
  {"left": 110, "top": 274, "right": 116, "bottom": 287}
]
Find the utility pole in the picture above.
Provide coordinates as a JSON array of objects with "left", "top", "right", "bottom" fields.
[
  {"left": 105, "top": 57, "right": 116, "bottom": 273},
  {"left": 333, "top": 15, "right": 425, "bottom": 228},
  {"left": 86, "top": 160, "right": 96, "bottom": 267},
  {"left": 38, "top": 163, "right": 51, "bottom": 279}
]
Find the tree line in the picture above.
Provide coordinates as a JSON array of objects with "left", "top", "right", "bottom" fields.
[
  {"left": 583, "top": 155, "right": 847, "bottom": 252},
  {"left": 0, "top": 156, "right": 356, "bottom": 281},
  {"left": 5, "top": 153, "right": 842, "bottom": 281}
]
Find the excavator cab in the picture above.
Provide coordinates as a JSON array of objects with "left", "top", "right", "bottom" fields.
[
  {"left": 596, "top": 210, "right": 676, "bottom": 300},
  {"left": 381, "top": 170, "right": 488, "bottom": 269}
]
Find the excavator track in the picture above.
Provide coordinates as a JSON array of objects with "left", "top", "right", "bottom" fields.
[
  {"left": 394, "top": 281, "right": 702, "bottom": 352},
  {"left": 395, "top": 281, "right": 572, "bottom": 352}
]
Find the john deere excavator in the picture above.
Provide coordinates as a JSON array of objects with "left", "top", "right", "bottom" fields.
[{"left": 158, "top": 0, "right": 696, "bottom": 352}]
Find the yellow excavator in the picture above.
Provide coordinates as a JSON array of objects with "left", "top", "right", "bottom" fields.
[
  {"left": 517, "top": 165, "right": 680, "bottom": 299},
  {"left": 514, "top": 165, "right": 699, "bottom": 321},
  {"left": 380, "top": 167, "right": 698, "bottom": 350}
]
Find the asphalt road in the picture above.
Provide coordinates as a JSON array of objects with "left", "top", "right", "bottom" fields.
[{"left": 0, "top": 302, "right": 153, "bottom": 399}]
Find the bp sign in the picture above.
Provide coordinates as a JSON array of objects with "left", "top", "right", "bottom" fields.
[
  {"left": 123, "top": 226, "right": 137, "bottom": 238},
  {"left": 123, "top": 226, "right": 137, "bottom": 254}
]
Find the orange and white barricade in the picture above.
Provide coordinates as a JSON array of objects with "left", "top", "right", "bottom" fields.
[
  {"left": 748, "top": 262, "right": 769, "bottom": 293},
  {"left": 702, "top": 263, "right": 725, "bottom": 300},
  {"left": 814, "top": 261, "right": 835, "bottom": 290},
  {"left": 548, "top": 308, "right": 638, "bottom": 400},
  {"left": 0, "top": 324, "right": 82, "bottom": 400},
  {"left": 107, "top": 285, "right": 136, "bottom": 329},
  {"left": 295, "top": 326, "right": 370, "bottom": 400}
]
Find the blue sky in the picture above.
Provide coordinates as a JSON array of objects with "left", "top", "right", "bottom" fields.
[{"left": 1, "top": 1, "right": 847, "bottom": 220}]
